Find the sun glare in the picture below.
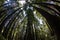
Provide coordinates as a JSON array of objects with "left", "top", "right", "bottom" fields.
[{"left": 18, "top": 0, "right": 26, "bottom": 5}]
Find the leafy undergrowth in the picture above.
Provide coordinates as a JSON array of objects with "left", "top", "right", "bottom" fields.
[{"left": 0, "top": 34, "right": 6, "bottom": 40}]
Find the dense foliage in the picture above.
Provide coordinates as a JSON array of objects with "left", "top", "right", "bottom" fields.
[{"left": 0, "top": 0, "right": 60, "bottom": 40}]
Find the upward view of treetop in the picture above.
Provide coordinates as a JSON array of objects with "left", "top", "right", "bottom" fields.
[{"left": 0, "top": 0, "right": 60, "bottom": 40}]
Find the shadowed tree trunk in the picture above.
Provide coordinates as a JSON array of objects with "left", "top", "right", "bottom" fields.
[{"left": 24, "top": 6, "right": 35, "bottom": 40}]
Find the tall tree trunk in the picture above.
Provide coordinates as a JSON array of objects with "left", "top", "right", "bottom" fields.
[{"left": 24, "top": 8, "right": 35, "bottom": 40}]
